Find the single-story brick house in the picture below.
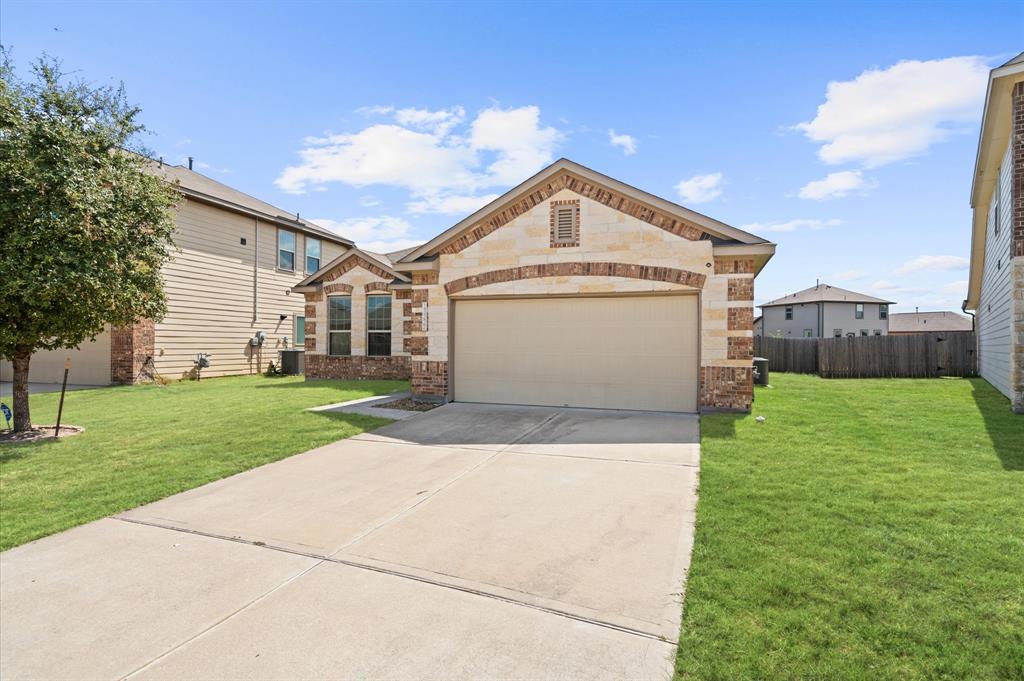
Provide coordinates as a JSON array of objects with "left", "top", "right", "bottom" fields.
[{"left": 295, "top": 159, "right": 776, "bottom": 412}]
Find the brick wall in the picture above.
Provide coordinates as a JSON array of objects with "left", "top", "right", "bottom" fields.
[
  {"left": 110, "top": 320, "right": 155, "bottom": 384},
  {"left": 412, "top": 360, "right": 448, "bottom": 400},
  {"left": 700, "top": 366, "right": 753, "bottom": 411},
  {"left": 305, "top": 354, "right": 410, "bottom": 380}
]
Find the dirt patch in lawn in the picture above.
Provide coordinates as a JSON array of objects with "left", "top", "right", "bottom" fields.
[
  {"left": 377, "top": 398, "right": 440, "bottom": 412},
  {"left": 0, "top": 425, "right": 84, "bottom": 445}
]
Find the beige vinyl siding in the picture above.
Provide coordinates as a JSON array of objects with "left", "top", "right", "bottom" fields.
[
  {"left": 977, "top": 140, "right": 1014, "bottom": 400},
  {"left": 153, "top": 200, "right": 347, "bottom": 379},
  {"left": 0, "top": 328, "right": 111, "bottom": 386}
]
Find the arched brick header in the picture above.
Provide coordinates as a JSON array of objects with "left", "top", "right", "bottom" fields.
[
  {"left": 364, "top": 281, "right": 391, "bottom": 293},
  {"left": 324, "top": 255, "right": 393, "bottom": 282},
  {"left": 324, "top": 282, "right": 353, "bottom": 294},
  {"left": 444, "top": 261, "right": 706, "bottom": 295},
  {"left": 437, "top": 172, "right": 709, "bottom": 255}
]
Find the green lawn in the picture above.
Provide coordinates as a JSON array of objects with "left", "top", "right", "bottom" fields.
[
  {"left": 0, "top": 375, "right": 404, "bottom": 550},
  {"left": 677, "top": 374, "right": 1023, "bottom": 680}
]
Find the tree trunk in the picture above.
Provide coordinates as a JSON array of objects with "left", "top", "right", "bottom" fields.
[{"left": 12, "top": 348, "right": 31, "bottom": 432}]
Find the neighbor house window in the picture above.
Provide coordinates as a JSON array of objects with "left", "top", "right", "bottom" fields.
[
  {"left": 366, "top": 295, "right": 392, "bottom": 356},
  {"left": 278, "top": 229, "right": 296, "bottom": 271},
  {"left": 860, "top": 329, "right": 868, "bottom": 336},
  {"left": 833, "top": 329, "right": 842, "bottom": 338},
  {"left": 295, "top": 315, "right": 305, "bottom": 347},
  {"left": 804, "top": 329, "right": 813, "bottom": 338},
  {"left": 873, "top": 329, "right": 882, "bottom": 336},
  {"left": 305, "top": 237, "right": 321, "bottom": 273},
  {"left": 855, "top": 303, "right": 864, "bottom": 319},
  {"left": 879, "top": 304, "right": 888, "bottom": 320},
  {"left": 328, "top": 296, "right": 351, "bottom": 356},
  {"left": 785, "top": 305, "right": 793, "bottom": 320}
]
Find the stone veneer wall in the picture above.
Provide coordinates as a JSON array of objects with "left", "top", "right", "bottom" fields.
[
  {"left": 110, "top": 320, "right": 155, "bottom": 384},
  {"left": 405, "top": 187, "right": 756, "bottom": 411},
  {"left": 1012, "top": 81, "right": 1024, "bottom": 412},
  {"left": 301, "top": 262, "right": 411, "bottom": 382}
]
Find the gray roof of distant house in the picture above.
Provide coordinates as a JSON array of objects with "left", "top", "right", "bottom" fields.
[
  {"left": 759, "top": 284, "right": 894, "bottom": 307},
  {"left": 148, "top": 160, "right": 353, "bottom": 246},
  {"left": 888, "top": 311, "right": 973, "bottom": 333}
]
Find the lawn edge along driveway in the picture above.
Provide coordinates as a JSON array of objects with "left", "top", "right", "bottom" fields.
[{"left": 0, "top": 375, "right": 405, "bottom": 551}]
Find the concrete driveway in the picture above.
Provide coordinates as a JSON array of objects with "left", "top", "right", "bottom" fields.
[{"left": 0, "top": 403, "right": 699, "bottom": 680}]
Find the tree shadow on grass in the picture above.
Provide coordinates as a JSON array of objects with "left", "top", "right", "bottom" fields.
[
  {"left": 970, "top": 378, "right": 1023, "bottom": 471},
  {"left": 0, "top": 438, "right": 57, "bottom": 463}
]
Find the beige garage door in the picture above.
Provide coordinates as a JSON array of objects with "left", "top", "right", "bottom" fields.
[{"left": 453, "top": 295, "right": 698, "bottom": 412}]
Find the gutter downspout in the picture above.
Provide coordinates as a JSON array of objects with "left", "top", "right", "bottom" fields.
[
  {"left": 961, "top": 300, "right": 975, "bottom": 332},
  {"left": 253, "top": 217, "right": 259, "bottom": 323}
]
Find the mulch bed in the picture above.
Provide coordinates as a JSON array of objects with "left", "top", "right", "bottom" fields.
[
  {"left": 378, "top": 398, "right": 440, "bottom": 412},
  {"left": 0, "top": 425, "right": 84, "bottom": 445}
]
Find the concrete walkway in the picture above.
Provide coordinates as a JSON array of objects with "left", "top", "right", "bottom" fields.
[{"left": 0, "top": 403, "right": 700, "bottom": 680}]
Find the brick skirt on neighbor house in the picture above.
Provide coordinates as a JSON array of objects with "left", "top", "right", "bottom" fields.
[{"left": 305, "top": 355, "right": 411, "bottom": 380}]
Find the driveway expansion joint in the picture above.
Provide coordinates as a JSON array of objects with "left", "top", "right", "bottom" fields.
[{"left": 113, "top": 515, "right": 673, "bottom": 644}]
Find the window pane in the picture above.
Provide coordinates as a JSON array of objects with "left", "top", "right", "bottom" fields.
[
  {"left": 306, "top": 256, "right": 320, "bottom": 272},
  {"left": 295, "top": 316, "right": 305, "bottom": 345},
  {"left": 306, "top": 237, "right": 320, "bottom": 259},
  {"left": 367, "top": 295, "right": 392, "bottom": 331},
  {"left": 329, "top": 332, "right": 351, "bottom": 356},
  {"left": 367, "top": 332, "right": 391, "bottom": 356},
  {"left": 278, "top": 250, "right": 294, "bottom": 270},
  {"left": 329, "top": 297, "right": 351, "bottom": 331}
]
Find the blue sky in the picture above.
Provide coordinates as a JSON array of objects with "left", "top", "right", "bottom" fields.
[{"left": 3, "top": 1, "right": 1022, "bottom": 312}]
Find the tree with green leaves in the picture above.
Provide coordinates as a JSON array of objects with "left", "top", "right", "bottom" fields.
[{"left": 0, "top": 51, "right": 178, "bottom": 432}]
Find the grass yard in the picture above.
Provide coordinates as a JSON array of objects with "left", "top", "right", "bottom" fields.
[
  {"left": 0, "top": 375, "right": 404, "bottom": 550},
  {"left": 677, "top": 374, "right": 1023, "bottom": 680}
]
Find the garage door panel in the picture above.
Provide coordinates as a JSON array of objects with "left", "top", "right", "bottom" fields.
[{"left": 454, "top": 296, "right": 698, "bottom": 412}]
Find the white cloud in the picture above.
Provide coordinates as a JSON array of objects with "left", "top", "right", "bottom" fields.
[
  {"left": 797, "top": 170, "right": 874, "bottom": 200},
  {"left": 894, "top": 255, "right": 970, "bottom": 275},
  {"left": 407, "top": 192, "right": 500, "bottom": 215},
  {"left": 277, "top": 106, "right": 562, "bottom": 208},
  {"left": 941, "top": 280, "right": 968, "bottom": 295},
  {"left": 608, "top": 129, "right": 637, "bottom": 155},
  {"left": 871, "top": 280, "right": 900, "bottom": 290},
  {"left": 676, "top": 172, "right": 724, "bottom": 204},
  {"left": 830, "top": 270, "right": 865, "bottom": 282},
  {"left": 795, "top": 56, "right": 989, "bottom": 167},
  {"left": 311, "top": 215, "right": 421, "bottom": 254},
  {"left": 739, "top": 218, "right": 841, "bottom": 233},
  {"left": 358, "top": 195, "right": 381, "bottom": 207},
  {"left": 394, "top": 106, "right": 465, "bottom": 136},
  {"left": 356, "top": 105, "right": 394, "bottom": 116}
]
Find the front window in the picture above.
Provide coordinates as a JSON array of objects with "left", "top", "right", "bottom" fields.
[
  {"left": 306, "top": 237, "right": 321, "bottom": 273},
  {"left": 278, "top": 229, "right": 296, "bottom": 271},
  {"left": 785, "top": 305, "right": 793, "bottom": 320},
  {"left": 328, "top": 297, "right": 351, "bottom": 356},
  {"left": 855, "top": 303, "right": 864, "bottom": 319},
  {"left": 879, "top": 304, "right": 888, "bottom": 320},
  {"left": 366, "top": 295, "right": 392, "bottom": 356}
]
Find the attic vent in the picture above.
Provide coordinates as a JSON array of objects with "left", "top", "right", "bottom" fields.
[{"left": 549, "top": 200, "right": 580, "bottom": 248}]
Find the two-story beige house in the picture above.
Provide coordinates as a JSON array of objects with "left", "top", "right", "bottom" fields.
[
  {"left": 1, "top": 162, "right": 354, "bottom": 386},
  {"left": 296, "top": 159, "right": 776, "bottom": 412}
]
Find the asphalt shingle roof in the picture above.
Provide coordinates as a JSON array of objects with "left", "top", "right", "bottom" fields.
[{"left": 760, "top": 283, "right": 895, "bottom": 307}]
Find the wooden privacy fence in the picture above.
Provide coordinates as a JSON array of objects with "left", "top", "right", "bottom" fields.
[{"left": 753, "top": 333, "right": 977, "bottom": 378}]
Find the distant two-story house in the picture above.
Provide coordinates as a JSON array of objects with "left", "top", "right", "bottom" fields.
[
  {"left": 1, "top": 161, "right": 356, "bottom": 386},
  {"left": 964, "top": 53, "right": 1023, "bottom": 413},
  {"left": 757, "top": 283, "right": 893, "bottom": 338}
]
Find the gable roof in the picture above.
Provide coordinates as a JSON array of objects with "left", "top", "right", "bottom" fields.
[
  {"left": 148, "top": 160, "right": 353, "bottom": 247},
  {"left": 295, "top": 247, "right": 410, "bottom": 288},
  {"left": 888, "top": 311, "right": 973, "bottom": 333},
  {"left": 759, "top": 283, "right": 894, "bottom": 307},
  {"left": 397, "top": 158, "right": 772, "bottom": 264},
  {"left": 965, "top": 53, "right": 1024, "bottom": 309}
]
